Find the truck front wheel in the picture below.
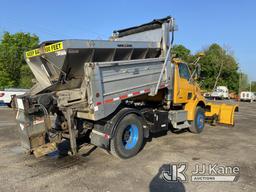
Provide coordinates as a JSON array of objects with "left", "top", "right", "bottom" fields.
[
  {"left": 189, "top": 107, "right": 205, "bottom": 134},
  {"left": 110, "top": 114, "right": 144, "bottom": 159}
]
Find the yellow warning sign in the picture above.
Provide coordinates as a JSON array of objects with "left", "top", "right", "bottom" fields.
[
  {"left": 44, "top": 42, "right": 63, "bottom": 53},
  {"left": 25, "top": 49, "right": 40, "bottom": 58},
  {"left": 25, "top": 42, "right": 63, "bottom": 58}
]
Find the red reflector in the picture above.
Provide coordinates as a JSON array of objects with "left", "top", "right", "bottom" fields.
[
  {"left": 133, "top": 91, "right": 140, "bottom": 95},
  {"left": 120, "top": 95, "right": 128, "bottom": 99},
  {"left": 96, "top": 102, "right": 102, "bottom": 106},
  {"left": 0, "top": 93, "right": 5, "bottom": 97},
  {"left": 104, "top": 99, "right": 113, "bottom": 104},
  {"left": 104, "top": 134, "right": 110, "bottom": 140}
]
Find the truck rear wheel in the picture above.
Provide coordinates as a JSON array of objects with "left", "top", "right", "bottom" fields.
[
  {"left": 189, "top": 107, "right": 205, "bottom": 134},
  {"left": 110, "top": 114, "right": 144, "bottom": 159}
]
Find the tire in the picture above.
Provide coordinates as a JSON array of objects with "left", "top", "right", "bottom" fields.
[
  {"left": 110, "top": 114, "right": 144, "bottom": 159},
  {"left": 189, "top": 107, "right": 205, "bottom": 134}
]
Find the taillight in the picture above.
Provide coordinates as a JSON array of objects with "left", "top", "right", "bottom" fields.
[{"left": 0, "top": 92, "right": 5, "bottom": 97}]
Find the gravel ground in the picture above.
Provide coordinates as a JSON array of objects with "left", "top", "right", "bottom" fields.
[{"left": 0, "top": 101, "right": 255, "bottom": 192}]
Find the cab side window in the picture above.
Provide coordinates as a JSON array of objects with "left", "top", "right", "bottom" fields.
[{"left": 178, "top": 63, "right": 191, "bottom": 81}]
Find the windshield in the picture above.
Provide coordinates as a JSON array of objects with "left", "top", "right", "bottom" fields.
[
  {"left": 178, "top": 63, "right": 191, "bottom": 81},
  {"left": 214, "top": 89, "right": 223, "bottom": 92}
]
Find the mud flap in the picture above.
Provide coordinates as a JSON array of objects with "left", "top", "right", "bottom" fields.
[{"left": 205, "top": 103, "right": 239, "bottom": 126}]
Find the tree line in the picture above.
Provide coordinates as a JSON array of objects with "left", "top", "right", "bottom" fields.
[
  {"left": 172, "top": 44, "right": 255, "bottom": 93},
  {"left": 0, "top": 32, "right": 254, "bottom": 92},
  {"left": 0, "top": 32, "right": 39, "bottom": 89}
]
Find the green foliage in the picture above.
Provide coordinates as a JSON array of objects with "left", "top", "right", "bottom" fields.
[
  {"left": 0, "top": 70, "right": 15, "bottom": 89},
  {"left": 0, "top": 32, "right": 39, "bottom": 89},
  {"left": 239, "top": 73, "right": 249, "bottom": 92},
  {"left": 172, "top": 45, "right": 191, "bottom": 61},
  {"left": 251, "top": 81, "right": 256, "bottom": 92},
  {"left": 172, "top": 43, "right": 240, "bottom": 92},
  {"left": 19, "top": 65, "right": 35, "bottom": 88},
  {"left": 199, "top": 44, "right": 239, "bottom": 92},
  {"left": 243, "top": 81, "right": 256, "bottom": 92}
]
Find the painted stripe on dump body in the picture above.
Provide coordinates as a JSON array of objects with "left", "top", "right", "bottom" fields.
[{"left": 94, "top": 83, "right": 169, "bottom": 110}]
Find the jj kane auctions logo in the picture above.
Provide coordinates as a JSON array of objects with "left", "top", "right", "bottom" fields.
[{"left": 162, "top": 163, "right": 240, "bottom": 182}]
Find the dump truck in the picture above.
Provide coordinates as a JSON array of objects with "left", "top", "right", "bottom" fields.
[{"left": 15, "top": 16, "right": 238, "bottom": 159}]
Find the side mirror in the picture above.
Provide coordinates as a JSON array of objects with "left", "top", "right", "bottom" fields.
[{"left": 197, "top": 52, "right": 205, "bottom": 58}]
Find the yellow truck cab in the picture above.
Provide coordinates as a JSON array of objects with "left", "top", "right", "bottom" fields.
[
  {"left": 171, "top": 58, "right": 207, "bottom": 133},
  {"left": 172, "top": 58, "right": 238, "bottom": 132}
]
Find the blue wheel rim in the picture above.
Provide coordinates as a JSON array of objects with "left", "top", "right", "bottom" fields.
[
  {"left": 197, "top": 112, "right": 205, "bottom": 129},
  {"left": 122, "top": 124, "right": 139, "bottom": 150}
]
